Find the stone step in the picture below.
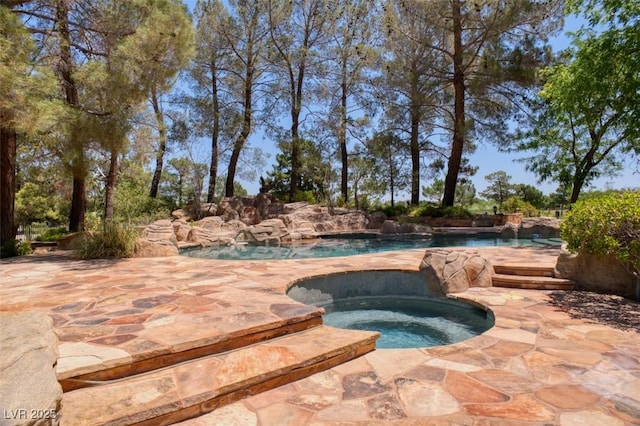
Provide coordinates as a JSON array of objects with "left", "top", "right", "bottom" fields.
[
  {"left": 60, "top": 325, "right": 378, "bottom": 426},
  {"left": 59, "top": 311, "right": 324, "bottom": 392},
  {"left": 493, "top": 264, "right": 555, "bottom": 277},
  {"left": 492, "top": 274, "right": 575, "bottom": 290}
]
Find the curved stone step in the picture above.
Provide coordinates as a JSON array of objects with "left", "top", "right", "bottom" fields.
[
  {"left": 59, "top": 306, "right": 324, "bottom": 392},
  {"left": 492, "top": 274, "right": 574, "bottom": 290},
  {"left": 60, "top": 325, "right": 378, "bottom": 426},
  {"left": 493, "top": 264, "right": 555, "bottom": 277}
]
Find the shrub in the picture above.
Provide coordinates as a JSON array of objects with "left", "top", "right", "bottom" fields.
[
  {"left": 35, "top": 227, "right": 69, "bottom": 242},
  {"left": 561, "top": 191, "right": 640, "bottom": 274},
  {"left": 73, "top": 222, "right": 138, "bottom": 259},
  {"left": 0, "top": 239, "right": 32, "bottom": 258},
  {"left": 502, "top": 197, "right": 539, "bottom": 217},
  {"left": 410, "top": 204, "right": 473, "bottom": 218},
  {"left": 370, "top": 202, "right": 409, "bottom": 217}
]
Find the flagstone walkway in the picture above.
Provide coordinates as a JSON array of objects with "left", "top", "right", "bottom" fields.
[{"left": 1, "top": 246, "right": 639, "bottom": 425}]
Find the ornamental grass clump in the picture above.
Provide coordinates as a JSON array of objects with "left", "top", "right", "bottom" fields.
[
  {"left": 560, "top": 191, "right": 640, "bottom": 276},
  {"left": 73, "top": 221, "right": 138, "bottom": 259}
]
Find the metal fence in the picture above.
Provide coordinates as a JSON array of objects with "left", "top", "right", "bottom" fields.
[{"left": 15, "top": 223, "right": 55, "bottom": 241}]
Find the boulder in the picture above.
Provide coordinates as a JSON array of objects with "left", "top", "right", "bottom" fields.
[
  {"left": 499, "top": 216, "right": 561, "bottom": 239},
  {"left": 172, "top": 219, "right": 191, "bottom": 242},
  {"left": 217, "top": 197, "right": 245, "bottom": 222},
  {"left": 134, "top": 239, "right": 179, "bottom": 257},
  {"left": 380, "top": 220, "right": 400, "bottom": 234},
  {"left": 398, "top": 222, "right": 432, "bottom": 235},
  {"left": 379, "top": 220, "right": 430, "bottom": 235},
  {"left": 56, "top": 232, "right": 89, "bottom": 251},
  {"left": 186, "top": 227, "right": 235, "bottom": 247},
  {"left": 368, "top": 212, "right": 387, "bottom": 229},
  {"left": 519, "top": 217, "right": 561, "bottom": 238},
  {"left": 135, "top": 220, "right": 179, "bottom": 257},
  {"left": 420, "top": 249, "right": 494, "bottom": 295},
  {"left": 555, "top": 245, "right": 637, "bottom": 299},
  {"left": 332, "top": 211, "right": 368, "bottom": 232},
  {"left": 194, "top": 216, "right": 225, "bottom": 232},
  {"left": 171, "top": 202, "right": 218, "bottom": 221},
  {"left": 0, "top": 312, "right": 62, "bottom": 426},
  {"left": 236, "top": 218, "right": 290, "bottom": 244},
  {"left": 282, "top": 201, "right": 310, "bottom": 214}
]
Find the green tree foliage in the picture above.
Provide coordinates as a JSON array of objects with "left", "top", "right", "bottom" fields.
[
  {"left": 431, "top": 0, "right": 562, "bottom": 207},
  {"left": 422, "top": 178, "right": 476, "bottom": 208},
  {"left": 266, "top": 0, "right": 335, "bottom": 200},
  {"left": 480, "top": 171, "right": 513, "bottom": 210},
  {"left": 561, "top": 191, "right": 640, "bottom": 275},
  {"left": 322, "top": 0, "right": 378, "bottom": 203},
  {"left": 513, "top": 184, "right": 548, "bottom": 209},
  {"left": 511, "top": 0, "right": 639, "bottom": 203},
  {"left": 501, "top": 197, "right": 538, "bottom": 217},
  {"left": 0, "top": 6, "right": 58, "bottom": 247},
  {"left": 15, "top": 183, "right": 66, "bottom": 226},
  {"left": 512, "top": 41, "right": 639, "bottom": 203},
  {"left": 264, "top": 139, "right": 330, "bottom": 203},
  {"left": 381, "top": 0, "right": 441, "bottom": 205},
  {"left": 364, "top": 132, "right": 410, "bottom": 207},
  {"left": 188, "top": 0, "right": 237, "bottom": 202}
]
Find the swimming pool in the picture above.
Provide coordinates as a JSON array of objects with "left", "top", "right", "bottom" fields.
[
  {"left": 287, "top": 270, "right": 494, "bottom": 349},
  {"left": 181, "top": 234, "right": 562, "bottom": 260}
]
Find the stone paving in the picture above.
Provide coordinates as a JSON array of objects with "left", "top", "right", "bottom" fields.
[{"left": 1, "top": 246, "right": 639, "bottom": 425}]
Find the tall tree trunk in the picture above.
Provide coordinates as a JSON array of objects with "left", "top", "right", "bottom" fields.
[
  {"left": 57, "top": 0, "right": 84, "bottom": 232},
  {"left": 149, "top": 89, "right": 166, "bottom": 198},
  {"left": 443, "top": 0, "right": 464, "bottom": 207},
  {"left": 207, "top": 63, "right": 220, "bottom": 203},
  {"left": 104, "top": 149, "right": 118, "bottom": 221},
  {"left": 69, "top": 176, "right": 86, "bottom": 231},
  {"left": 410, "top": 105, "right": 420, "bottom": 205},
  {"left": 226, "top": 58, "right": 254, "bottom": 197},
  {"left": 289, "top": 47, "right": 306, "bottom": 201},
  {"left": 0, "top": 123, "right": 17, "bottom": 246},
  {"left": 340, "top": 61, "right": 349, "bottom": 203}
]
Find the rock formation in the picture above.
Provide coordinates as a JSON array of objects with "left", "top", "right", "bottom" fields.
[
  {"left": 420, "top": 249, "right": 494, "bottom": 295},
  {"left": 500, "top": 217, "right": 561, "bottom": 239},
  {"left": 0, "top": 312, "right": 62, "bottom": 426},
  {"left": 555, "top": 245, "right": 637, "bottom": 299}
]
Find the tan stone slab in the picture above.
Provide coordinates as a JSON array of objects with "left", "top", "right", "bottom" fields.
[
  {"left": 534, "top": 385, "right": 601, "bottom": 409},
  {"left": 444, "top": 371, "right": 509, "bottom": 404},
  {"left": 465, "top": 394, "right": 556, "bottom": 422},
  {"left": 61, "top": 325, "right": 377, "bottom": 425}
]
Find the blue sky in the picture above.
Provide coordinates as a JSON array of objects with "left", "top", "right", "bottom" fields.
[{"left": 183, "top": 4, "right": 638, "bottom": 198}]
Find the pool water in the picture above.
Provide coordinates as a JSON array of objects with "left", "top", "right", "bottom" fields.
[
  {"left": 287, "top": 270, "right": 495, "bottom": 349},
  {"left": 322, "top": 297, "right": 492, "bottom": 349},
  {"left": 181, "top": 235, "right": 562, "bottom": 260}
]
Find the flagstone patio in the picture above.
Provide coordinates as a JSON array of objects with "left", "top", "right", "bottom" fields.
[{"left": 1, "top": 246, "right": 638, "bottom": 425}]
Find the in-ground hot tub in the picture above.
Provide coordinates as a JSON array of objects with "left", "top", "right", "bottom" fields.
[{"left": 287, "top": 270, "right": 494, "bottom": 349}]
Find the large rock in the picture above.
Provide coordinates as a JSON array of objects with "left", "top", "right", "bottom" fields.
[
  {"left": 134, "top": 239, "right": 179, "bottom": 257},
  {"left": 216, "top": 197, "right": 245, "bottom": 222},
  {"left": 502, "top": 217, "right": 561, "bottom": 239},
  {"left": 280, "top": 204, "right": 362, "bottom": 238},
  {"left": 172, "top": 219, "right": 191, "bottom": 242},
  {"left": 135, "top": 220, "right": 178, "bottom": 257},
  {"left": 236, "top": 218, "right": 290, "bottom": 244},
  {"left": 555, "top": 246, "right": 637, "bottom": 299},
  {"left": 0, "top": 312, "right": 62, "bottom": 426},
  {"left": 56, "top": 232, "right": 89, "bottom": 251},
  {"left": 420, "top": 249, "right": 494, "bottom": 295},
  {"left": 519, "top": 217, "right": 561, "bottom": 238},
  {"left": 171, "top": 202, "right": 217, "bottom": 221},
  {"left": 379, "top": 220, "right": 432, "bottom": 235},
  {"left": 367, "top": 212, "right": 387, "bottom": 229}
]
